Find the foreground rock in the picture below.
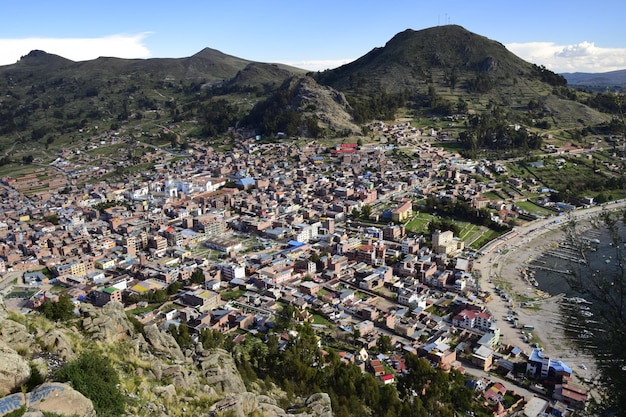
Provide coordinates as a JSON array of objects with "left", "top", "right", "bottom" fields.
[
  {"left": 0, "top": 339, "right": 30, "bottom": 396},
  {"left": 80, "top": 301, "right": 134, "bottom": 342},
  {"left": 0, "top": 383, "right": 95, "bottom": 417},
  {"left": 196, "top": 348, "right": 246, "bottom": 394},
  {"left": 209, "top": 392, "right": 333, "bottom": 417},
  {"left": 27, "top": 383, "right": 95, "bottom": 417}
]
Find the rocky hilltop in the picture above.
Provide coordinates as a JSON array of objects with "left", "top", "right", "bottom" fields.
[{"left": 0, "top": 295, "right": 332, "bottom": 417}]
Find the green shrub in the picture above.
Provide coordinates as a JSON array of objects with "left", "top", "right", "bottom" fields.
[
  {"left": 37, "top": 293, "right": 75, "bottom": 322},
  {"left": 54, "top": 349, "right": 125, "bottom": 416}
]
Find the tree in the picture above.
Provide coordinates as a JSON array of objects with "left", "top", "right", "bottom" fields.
[
  {"left": 361, "top": 204, "right": 372, "bottom": 220},
  {"left": 38, "top": 293, "right": 75, "bottom": 321},
  {"left": 169, "top": 323, "right": 193, "bottom": 348},
  {"left": 190, "top": 268, "right": 205, "bottom": 284},
  {"left": 376, "top": 334, "right": 393, "bottom": 353}
]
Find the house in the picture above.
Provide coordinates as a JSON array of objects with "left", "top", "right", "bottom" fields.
[
  {"left": 452, "top": 309, "right": 494, "bottom": 332},
  {"left": 178, "top": 289, "right": 221, "bottom": 312},
  {"left": 432, "top": 230, "right": 464, "bottom": 256},
  {"left": 553, "top": 377, "right": 589, "bottom": 409},
  {"left": 91, "top": 287, "right": 122, "bottom": 307},
  {"left": 369, "top": 359, "right": 385, "bottom": 376},
  {"left": 355, "top": 320, "right": 375, "bottom": 337},
  {"left": 380, "top": 374, "right": 395, "bottom": 385},
  {"left": 483, "top": 382, "right": 507, "bottom": 403},
  {"left": 472, "top": 345, "right": 494, "bottom": 371},
  {"left": 391, "top": 201, "right": 412, "bottom": 223},
  {"left": 339, "top": 289, "right": 354, "bottom": 303},
  {"left": 526, "top": 348, "right": 572, "bottom": 381},
  {"left": 418, "top": 342, "right": 457, "bottom": 366}
]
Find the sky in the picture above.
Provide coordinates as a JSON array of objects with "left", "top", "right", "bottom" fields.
[{"left": 1, "top": 0, "right": 625, "bottom": 74}]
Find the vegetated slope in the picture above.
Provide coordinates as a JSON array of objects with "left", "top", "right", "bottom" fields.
[
  {"left": 315, "top": 25, "right": 610, "bottom": 128},
  {"left": 316, "top": 25, "right": 533, "bottom": 93},
  {"left": 0, "top": 48, "right": 305, "bottom": 158}
]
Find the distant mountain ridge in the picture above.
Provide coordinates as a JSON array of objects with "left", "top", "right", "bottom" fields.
[{"left": 562, "top": 69, "right": 626, "bottom": 88}]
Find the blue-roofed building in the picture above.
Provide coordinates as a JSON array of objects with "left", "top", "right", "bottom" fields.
[
  {"left": 234, "top": 177, "right": 255, "bottom": 189},
  {"left": 527, "top": 348, "right": 572, "bottom": 380}
]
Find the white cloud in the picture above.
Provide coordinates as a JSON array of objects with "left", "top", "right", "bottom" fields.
[
  {"left": 506, "top": 41, "right": 626, "bottom": 73},
  {"left": 0, "top": 33, "right": 152, "bottom": 66},
  {"left": 284, "top": 58, "right": 354, "bottom": 72}
]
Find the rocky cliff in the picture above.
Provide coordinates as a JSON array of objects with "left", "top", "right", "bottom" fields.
[{"left": 0, "top": 295, "right": 333, "bottom": 417}]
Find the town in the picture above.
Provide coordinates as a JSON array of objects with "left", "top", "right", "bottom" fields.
[{"left": 0, "top": 120, "right": 603, "bottom": 417}]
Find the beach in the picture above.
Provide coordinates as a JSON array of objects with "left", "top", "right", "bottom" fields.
[{"left": 474, "top": 218, "right": 601, "bottom": 385}]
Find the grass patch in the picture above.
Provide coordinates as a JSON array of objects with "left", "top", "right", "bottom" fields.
[
  {"left": 221, "top": 289, "right": 245, "bottom": 301},
  {"left": 514, "top": 200, "right": 554, "bottom": 216},
  {"left": 312, "top": 314, "right": 332, "bottom": 326},
  {"left": 127, "top": 304, "right": 160, "bottom": 315},
  {"left": 483, "top": 191, "right": 503, "bottom": 200},
  {"left": 405, "top": 212, "right": 437, "bottom": 234},
  {"left": 469, "top": 228, "right": 502, "bottom": 250}
]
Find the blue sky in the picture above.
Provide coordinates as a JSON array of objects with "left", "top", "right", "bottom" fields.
[{"left": 1, "top": 0, "right": 625, "bottom": 73}]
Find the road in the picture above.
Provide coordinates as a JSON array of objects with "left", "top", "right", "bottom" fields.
[
  {"left": 460, "top": 360, "right": 546, "bottom": 402},
  {"left": 0, "top": 270, "right": 22, "bottom": 296}
]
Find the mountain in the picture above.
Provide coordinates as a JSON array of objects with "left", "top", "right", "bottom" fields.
[
  {"left": 0, "top": 25, "right": 619, "bottom": 166},
  {"left": 562, "top": 69, "right": 626, "bottom": 89},
  {"left": 316, "top": 25, "right": 534, "bottom": 94},
  {"left": 315, "top": 25, "right": 610, "bottom": 128}
]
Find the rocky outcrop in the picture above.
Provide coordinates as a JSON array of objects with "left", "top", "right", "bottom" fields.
[
  {"left": 40, "top": 329, "right": 75, "bottom": 361},
  {"left": 0, "top": 338, "right": 30, "bottom": 396},
  {"left": 0, "top": 294, "right": 334, "bottom": 417},
  {"left": 304, "top": 393, "right": 333, "bottom": 417},
  {"left": 209, "top": 392, "right": 333, "bottom": 417},
  {"left": 142, "top": 324, "right": 184, "bottom": 362},
  {"left": 0, "top": 294, "right": 7, "bottom": 321},
  {"left": 285, "top": 76, "right": 362, "bottom": 136},
  {"left": 0, "top": 318, "right": 34, "bottom": 349},
  {"left": 80, "top": 301, "right": 134, "bottom": 342},
  {"left": 196, "top": 348, "right": 246, "bottom": 394}
]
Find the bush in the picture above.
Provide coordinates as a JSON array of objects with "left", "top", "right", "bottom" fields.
[
  {"left": 54, "top": 350, "right": 125, "bottom": 416},
  {"left": 37, "top": 294, "right": 75, "bottom": 322}
]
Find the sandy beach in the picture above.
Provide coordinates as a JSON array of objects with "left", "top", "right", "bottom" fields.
[{"left": 475, "top": 221, "right": 598, "bottom": 385}]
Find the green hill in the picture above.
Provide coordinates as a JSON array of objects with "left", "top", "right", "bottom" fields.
[{"left": 315, "top": 25, "right": 610, "bottom": 129}]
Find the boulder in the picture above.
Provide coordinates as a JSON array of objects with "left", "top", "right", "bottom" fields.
[
  {"left": 80, "top": 302, "right": 134, "bottom": 342},
  {"left": 142, "top": 324, "right": 184, "bottom": 361},
  {"left": 305, "top": 392, "right": 333, "bottom": 417},
  {"left": 0, "top": 393, "right": 26, "bottom": 416},
  {"left": 0, "top": 319, "right": 34, "bottom": 350},
  {"left": 153, "top": 384, "right": 177, "bottom": 401},
  {"left": 27, "top": 383, "right": 95, "bottom": 417},
  {"left": 196, "top": 349, "right": 246, "bottom": 394},
  {"left": 40, "top": 329, "right": 75, "bottom": 360},
  {"left": 208, "top": 391, "right": 333, "bottom": 417},
  {"left": 0, "top": 339, "right": 30, "bottom": 396}
]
